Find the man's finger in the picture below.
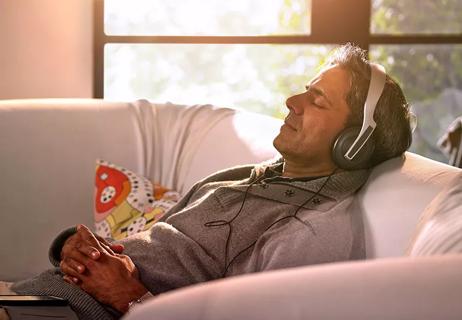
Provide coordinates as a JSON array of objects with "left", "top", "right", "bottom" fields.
[
  {"left": 76, "top": 224, "right": 107, "bottom": 258},
  {"left": 76, "top": 243, "right": 101, "bottom": 260},
  {"left": 77, "top": 225, "right": 99, "bottom": 244},
  {"left": 95, "top": 235, "right": 124, "bottom": 254},
  {"left": 98, "top": 240, "right": 115, "bottom": 255},
  {"left": 60, "top": 259, "right": 83, "bottom": 281},
  {"left": 62, "top": 246, "right": 96, "bottom": 270},
  {"left": 63, "top": 239, "right": 101, "bottom": 260},
  {"left": 61, "top": 257, "right": 86, "bottom": 274},
  {"left": 110, "top": 243, "right": 125, "bottom": 254},
  {"left": 63, "top": 275, "right": 79, "bottom": 285},
  {"left": 60, "top": 233, "right": 83, "bottom": 260},
  {"left": 95, "top": 234, "right": 110, "bottom": 246}
]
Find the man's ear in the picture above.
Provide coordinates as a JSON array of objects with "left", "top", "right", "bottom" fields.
[{"left": 331, "top": 126, "right": 375, "bottom": 170}]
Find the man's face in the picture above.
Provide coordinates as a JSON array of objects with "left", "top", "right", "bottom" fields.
[{"left": 273, "top": 65, "right": 351, "bottom": 171}]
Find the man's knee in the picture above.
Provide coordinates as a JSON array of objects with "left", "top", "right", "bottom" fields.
[{"left": 0, "top": 307, "right": 10, "bottom": 320}]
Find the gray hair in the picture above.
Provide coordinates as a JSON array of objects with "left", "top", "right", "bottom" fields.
[{"left": 325, "top": 43, "right": 412, "bottom": 167}]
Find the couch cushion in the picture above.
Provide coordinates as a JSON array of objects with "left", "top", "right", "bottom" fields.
[{"left": 407, "top": 172, "right": 462, "bottom": 255}]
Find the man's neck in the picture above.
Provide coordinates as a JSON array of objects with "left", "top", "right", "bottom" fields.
[{"left": 281, "top": 159, "right": 337, "bottom": 178}]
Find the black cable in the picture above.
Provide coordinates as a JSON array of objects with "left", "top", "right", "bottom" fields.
[
  {"left": 204, "top": 175, "right": 264, "bottom": 268},
  {"left": 205, "top": 168, "right": 338, "bottom": 277}
]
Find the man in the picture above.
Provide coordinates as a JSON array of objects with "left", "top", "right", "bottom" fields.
[{"left": 7, "top": 43, "right": 413, "bottom": 319}]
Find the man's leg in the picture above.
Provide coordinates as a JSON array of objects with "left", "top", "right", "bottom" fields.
[
  {"left": 0, "top": 309, "right": 8, "bottom": 320},
  {"left": 10, "top": 269, "right": 118, "bottom": 320}
]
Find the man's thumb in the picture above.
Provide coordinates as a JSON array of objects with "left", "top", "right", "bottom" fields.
[{"left": 110, "top": 243, "right": 125, "bottom": 253}]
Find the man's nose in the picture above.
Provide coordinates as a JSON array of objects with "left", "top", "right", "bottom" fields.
[{"left": 285, "top": 93, "right": 304, "bottom": 115}]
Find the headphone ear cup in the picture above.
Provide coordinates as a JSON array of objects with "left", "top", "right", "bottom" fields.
[{"left": 332, "top": 127, "right": 375, "bottom": 170}]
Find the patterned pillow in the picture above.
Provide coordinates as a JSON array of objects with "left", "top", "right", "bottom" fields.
[
  {"left": 94, "top": 160, "right": 180, "bottom": 240},
  {"left": 407, "top": 173, "right": 462, "bottom": 256}
]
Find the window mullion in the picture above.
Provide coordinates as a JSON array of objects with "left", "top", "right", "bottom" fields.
[{"left": 311, "top": 0, "right": 370, "bottom": 50}]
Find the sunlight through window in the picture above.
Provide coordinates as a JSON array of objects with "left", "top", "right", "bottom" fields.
[{"left": 105, "top": 0, "right": 311, "bottom": 35}]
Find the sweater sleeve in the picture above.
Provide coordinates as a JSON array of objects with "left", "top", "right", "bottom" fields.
[
  {"left": 117, "top": 174, "right": 221, "bottom": 295},
  {"left": 119, "top": 222, "right": 223, "bottom": 296}
]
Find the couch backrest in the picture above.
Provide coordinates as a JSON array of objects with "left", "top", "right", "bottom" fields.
[
  {"left": 359, "top": 153, "right": 460, "bottom": 258},
  {"left": 1, "top": 99, "right": 460, "bottom": 281},
  {"left": 0, "top": 99, "right": 281, "bottom": 281},
  {"left": 141, "top": 102, "right": 282, "bottom": 194}
]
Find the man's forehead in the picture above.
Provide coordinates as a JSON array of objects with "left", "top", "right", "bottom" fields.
[
  {"left": 309, "top": 64, "right": 344, "bottom": 83},
  {"left": 307, "top": 65, "right": 351, "bottom": 98}
]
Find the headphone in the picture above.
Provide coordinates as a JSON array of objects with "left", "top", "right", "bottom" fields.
[{"left": 332, "top": 63, "right": 387, "bottom": 170}]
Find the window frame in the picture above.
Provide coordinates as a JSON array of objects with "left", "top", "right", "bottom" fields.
[{"left": 93, "top": 0, "right": 462, "bottom": 98}]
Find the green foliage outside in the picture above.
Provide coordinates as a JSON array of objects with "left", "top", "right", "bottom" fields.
[{"left": 371, "top": 0, "right": 462, "bottom": 162}]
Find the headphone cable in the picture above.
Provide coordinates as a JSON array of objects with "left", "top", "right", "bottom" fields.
[{"left": 205, "top": 168, "right": 338, "bottom": 277}]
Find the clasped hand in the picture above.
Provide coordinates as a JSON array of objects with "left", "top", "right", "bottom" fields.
[{"left": 60, "top": 225, "right": 147, "bottom": 313}]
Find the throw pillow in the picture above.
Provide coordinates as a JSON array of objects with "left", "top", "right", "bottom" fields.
[
  {"left": 94, "top": 160, "right": 180, "bottom": 240},
  {"left": 407, "top": 172, "right": 462, "bottom": 256}
]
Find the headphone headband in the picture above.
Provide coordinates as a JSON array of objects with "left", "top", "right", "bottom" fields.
[{"left": 344, "top": 63, "right": 386, "bottom": 160}]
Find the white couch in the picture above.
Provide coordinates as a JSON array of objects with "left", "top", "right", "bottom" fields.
[{"left": 1, "top": 99, "right": 461, "bottom": 319}]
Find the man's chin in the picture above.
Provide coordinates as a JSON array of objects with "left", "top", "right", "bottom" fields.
[
  {"left": 272, "top": 134, "right": 283, "bottom": 153},
  {"left": 273, "top": 137, "right": 293, "bottom": 160}
]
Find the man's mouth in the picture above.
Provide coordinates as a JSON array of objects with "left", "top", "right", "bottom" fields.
[{"left": 283, "top": 121, "right": 297, "bottom": 131}]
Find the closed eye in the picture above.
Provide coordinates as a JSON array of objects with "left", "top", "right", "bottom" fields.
[
  {"left": 305, "top": 87, "right": 326, "bottom": 109},
  {"left": 305, "top": 85, "right": 332, "bottom": 108}
]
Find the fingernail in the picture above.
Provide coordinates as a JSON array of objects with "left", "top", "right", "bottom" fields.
[
  {"left": 77, "top": 265, "right": 84, "bottom": 272},
  {"left": 91, "top": 251, "right": 99, "bottom": 258},
  {"left": 72, "top": 277, "right": 79, "bottom": 283}
]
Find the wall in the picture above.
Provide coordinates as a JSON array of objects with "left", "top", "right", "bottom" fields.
[{"left": 0, "top": 0, "right": 93, "bottom": 99}]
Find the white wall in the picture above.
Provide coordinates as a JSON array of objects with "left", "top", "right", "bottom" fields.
[{"left": 0, "top": 0, "right": 93, "bottom": 99}]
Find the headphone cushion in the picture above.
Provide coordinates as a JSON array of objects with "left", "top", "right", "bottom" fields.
[{"left": 332, "top": 127, "right": 375, "bottom": 170}]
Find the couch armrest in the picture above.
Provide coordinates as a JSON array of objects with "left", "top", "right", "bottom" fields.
[{"left": 124, "top": 255, "right": 462, "bottom": 320}]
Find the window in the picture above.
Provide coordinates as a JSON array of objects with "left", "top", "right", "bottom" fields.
[
  {"left": 369, "top": 0, "right": 462, "bottom": 162},
  {"left": 95, "top": 0, "right": 462, "bottom": 162},
  {"left": 98, "top": 0, "right": 324, "bottom": 118},
  {"left": 371, "top": 0, "right": 462, "bottom": 34},
  {"left": 105, "top": 43, "right": 331, "bottom": 117},
  {"left": 104, "top": 0, "right": 311, "bottom": 36},
  {"left": 370, "top": 44, "right": 462, "bottom": 162}
]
